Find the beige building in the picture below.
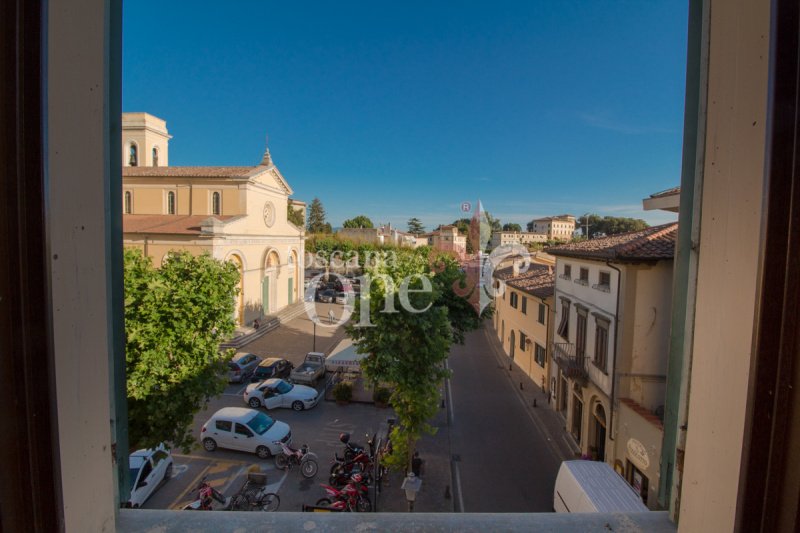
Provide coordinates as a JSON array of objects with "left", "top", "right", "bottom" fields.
[
  {"left": 530, "top": 215, "right": 576, "bottom": 241},
  {"left": 421, "top": 225, "right": 467, "bottom": 257},
  {"left": 337, "top": 224, "right": 418, "bottom": 247},
  {"left": 546, "top": 223, "right": 677, "bottom": 509},
  {"left": 492, "top": 264, "right": 555, "bottom": 392},
  {"left": 121, "top": 113, "right": 305, "bottom": 327},
  {"left": 490, "top": 231, "right": 548, "bottom": 250}
]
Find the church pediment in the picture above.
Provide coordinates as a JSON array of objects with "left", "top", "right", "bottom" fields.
[{"left": 248, "top": 166, "right": 293, "bottom": 195}]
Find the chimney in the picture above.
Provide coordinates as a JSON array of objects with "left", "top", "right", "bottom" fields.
[
  {"left": 548, "top": 265, "right": 553, "bottom": 275},
  {"left": 512, "top": 259, "right": 520, "bottom": 277}
]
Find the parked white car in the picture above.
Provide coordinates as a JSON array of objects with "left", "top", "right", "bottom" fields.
[
  {"left": 126, "top": 444, "right": 173, "bottom": 508},
  {"left": 201, "top": 407, "right": 291, "bottom": 458},
  {"left": 243, "top": 378, "right": 320, "bottom": 411}
]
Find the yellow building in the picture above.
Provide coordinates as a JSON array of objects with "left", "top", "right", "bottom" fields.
[
  {"left": 492, "top": 263, "right": 555, "bottom": 392},
  {"left": 121, "top": 112, "right": 305, "bottom": 327},
  {"left": 530, "top": 214, "right": 576, "bottom": 241}
]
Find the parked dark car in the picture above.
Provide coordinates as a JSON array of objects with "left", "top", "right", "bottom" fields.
[
  {"left": 251, "top": 357, "right": 294, "bottom": 383},
  {"left": 228, "top": 353, "right": 262, "bottom": 383},
  {"left": 318, "top": 289, "right": 336, "bottom": 303}
]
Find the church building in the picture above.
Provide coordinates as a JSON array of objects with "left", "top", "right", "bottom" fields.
[{"left": 121, "top": 112, "right": 305, "bottom": 326}]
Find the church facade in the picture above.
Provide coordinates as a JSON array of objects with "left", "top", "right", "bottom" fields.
[{"left": 121, "top": 112, "right": 305, "bottom": 326}]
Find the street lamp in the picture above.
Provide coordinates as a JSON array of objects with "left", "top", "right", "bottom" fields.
[{"left": 401, "top": 471, "right": 422, "bottom": 512}]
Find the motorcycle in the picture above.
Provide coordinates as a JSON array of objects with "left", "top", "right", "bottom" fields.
[
  {"left": 182, "top": 476, "right": 232, "bottom": 511},
  {"left": 339, "top": 432, "right": 375, "bottom": 461},
  {"left": 315, "top": 473, "right": 372, "bottom": 512},
  {"left": 273, "top": 441, "right": 319, "bottom": 478},
  {"left": 330, "top": 432, "right": 376, "bottom": 487}
]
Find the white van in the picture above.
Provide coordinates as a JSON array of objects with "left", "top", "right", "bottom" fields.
[{"left": 553, "top": 460, "right": 649, "bottom": 513}]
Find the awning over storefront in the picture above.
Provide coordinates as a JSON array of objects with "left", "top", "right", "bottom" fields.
[{"left": 325, "top": 338, "right": 367, "bottom": 372}]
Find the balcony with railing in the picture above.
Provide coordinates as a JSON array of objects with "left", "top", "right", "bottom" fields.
[{"left": 553, "top": 342, "right": 589, "bottom": 383}]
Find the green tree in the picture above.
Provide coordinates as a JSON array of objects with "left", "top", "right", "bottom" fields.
[
  {"left": 307, "top": 197, "right": 329, "bottom": 233},
  {"left": 485, "top": 211, "right": 502, "bottom": 233},
  {"left": 503, "top": 223, "right": 522, "bottom": 232},
  {"left": 124, "top": 249, "right": 239, "bottom": 452},
  {"left": 287, "top": 200, "right": 305, "bottom": 227},
  {"left": 407, "top": 217, "right": 425, "bottom": 235},
  {"left": 346, "top": 250, "right": 489, "bottom": 471},
  {"left": 342, "top": 215, "right": 374, "bottom": 228},
  {"left": 576, "top": 214, "right": 649, "bottom": 238}
]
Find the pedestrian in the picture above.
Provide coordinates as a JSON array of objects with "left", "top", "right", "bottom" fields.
[
  {"left": 253, "top": 319, "right": 260, "bottom": 330},
  {"left": 328, "top": 309, "right": 335, "bottom": 324},
  {"left": 411, "top": 451, "right": 423, "bottom": 477}
]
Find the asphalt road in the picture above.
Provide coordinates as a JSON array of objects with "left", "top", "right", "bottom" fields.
[{"left": 448, "top": 327, "right": 562, "bottom": 512}]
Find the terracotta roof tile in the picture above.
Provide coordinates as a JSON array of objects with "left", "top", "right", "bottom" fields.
[
  {"left": 123, "top": 214, "right": 236, "bottom": 235},
  {"left": 123, "top": 166, "right": 258, "bottom": 178},
  {"left": 545, "top": 222, "right": 678, "bottom": 261},
  {"left": 493, "top": 263, "right": 555, "bottom": 299}
]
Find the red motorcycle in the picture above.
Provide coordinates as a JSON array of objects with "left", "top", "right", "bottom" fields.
[
  {"left": 329, "top": 433, "right": 375, "bottom": 486},
  {"left": 315, "top": 473, "right": 371, "bottom": 512},
  {"left": 182, "top": 476, "right": 232, "bottom": 511}
]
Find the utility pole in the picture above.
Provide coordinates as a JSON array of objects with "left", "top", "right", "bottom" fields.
[{"left": 582, "top": 213, "right": 592, "bottom": 238}]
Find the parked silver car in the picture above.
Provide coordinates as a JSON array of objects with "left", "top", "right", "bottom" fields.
[{"left": 228, "top": 353, "right": 262, "bottom": 383}]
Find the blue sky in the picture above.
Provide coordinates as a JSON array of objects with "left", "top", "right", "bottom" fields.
[{"left": 123, "top": 1, "right": 687, "bottom": 230}]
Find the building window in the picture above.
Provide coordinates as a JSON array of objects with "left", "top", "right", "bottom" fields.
[
  {"left": 212, "top": 192, "right": 221, "bottom": 215},
  {"left": 538, "top": 303, "right": 546, "bottom": 324},
  {"left": 124, "top": 191, "right": 132, "bottom": 214},
  {"left": 535, "top": 343, "right": 546, "bottom": 367},
  {"left": 557, "top": 299, "right": 570, "bottom": 339},
  {"left": 521, "top": 296, "right": 527, "bottom": 314},
  {"left": 519, "top": 332, "right": 527, "bottom": 351},
  {"left": 576, "top": 307, "right": 588, "bottom": 359},
  {"left": 626, "top": 462, "right": 649, "bottom": 506},
  {"left": 129, "top": 143, "right": 138, "bottom": 166},
  {"left": 576, "top": 267, "right": 589, "bottom": 285},
  {"left": 561, "top": 264, "right": 572, "bottom": 280},
  {"left": 593, "top": 271, "right": 611, "bottom": 292},
  {"left": 594, "top": 320, "right": 609, "bottom": 373},
  {"left": 510, "top": 292, "right": 518, "bottom": 309},
  {"left": 167, "top": 191, "right": 176, "bottom": 215},
  {"left": 152, "top": 147, "right": 159, "bottom": 167}
]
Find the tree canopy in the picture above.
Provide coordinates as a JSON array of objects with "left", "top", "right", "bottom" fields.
[
  {"left": 124, "top": 249, "right": 238, "bottom": 452},
  {"left": 307, "top": 198, "right": 331, "bottom": 233},
  {"left": 407, "top": 217, "right": 425, "bottom": 235},
  {"left": 342, "top": 215, "right": 374, "bottom": 229},
  {"left": 502, "top": 223, "right": 522, "bottom": 232},
  {"left": 577, "top": 214, "right": 649, "bottom": 238},
  {"left": 346, "top": 249, "right": 488, "bottom": 471}
]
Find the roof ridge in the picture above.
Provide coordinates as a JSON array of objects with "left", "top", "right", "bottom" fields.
[{"left": 614, "top": 222, "right": 678, "bottom": 256}]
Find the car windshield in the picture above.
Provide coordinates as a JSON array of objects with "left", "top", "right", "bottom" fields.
[
  {"left": 228, "top": 362, "right": 239, "bottom": 371},
  {"left": 275, "top": 380, "right": 293, "bottom": 394},
  {"left": 246, "top": 411, "right": 275, "bottom": 435}
]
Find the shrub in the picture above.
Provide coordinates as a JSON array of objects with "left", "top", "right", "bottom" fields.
[{"left": 332, "top": 381, "right": 353, "bottom": 402}]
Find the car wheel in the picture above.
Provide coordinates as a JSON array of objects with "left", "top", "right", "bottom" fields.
[
  {"left": 133, "top": 503, "right": 140, "bottom": 509},
  {"left": 292, "top": 401, "right": 304, "bottom": 411},
  {"left": 164, "top": 463, "right": 173, "bottom": 481},
  {"left": 256, "top": 446, "right": 271, "bottom": 459},
  {"left": 249, "top": 397, "right": 261, "bottom": 408},
  {"left": 202, "top": 438, "right": 217, "bottom": 452}
]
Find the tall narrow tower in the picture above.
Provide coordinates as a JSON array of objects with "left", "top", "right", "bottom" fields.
[{"left": 121, "top": 112, "right": 172, "bottom": 167}]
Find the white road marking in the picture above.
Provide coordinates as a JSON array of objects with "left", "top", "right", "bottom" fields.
[
  {"left": 171, "top": 464, "right": 189, "bottom": 477},
  {"left": 452, "top": 459, "right": 465, "bottom": 513}
]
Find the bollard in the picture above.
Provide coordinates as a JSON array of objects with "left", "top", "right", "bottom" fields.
[
  {"left": 533, "top": 399, "right": 537, "bottom": 408},
  {"left": 441, "top": 398, "right": 445, "bottom": 408},
  {"left": 520, "top": 382, "right": 523, "bottom": 390},
  {"left": 509, "top": 363, "right": 513, "bottom": 371},
  {"left": 445, "top": 485, "right": 451, "bottom": 499}
]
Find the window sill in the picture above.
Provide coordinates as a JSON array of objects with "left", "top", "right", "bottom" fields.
[
  {"left": 592, "top": 361, "right": 608, "bottom": 375},
  {"left": 574, "top": 279, "right": 589, "bottom": 286},
  {"left": 591, "top": 284, "right": 611, "bottom": 293},
  {"left": 558, "top": 274, "right": 571, "bottom": 281},
  {"left": 116, "top": 509, "right": 675, "bottom": 532}
]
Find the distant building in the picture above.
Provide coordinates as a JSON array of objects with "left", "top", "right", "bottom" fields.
[
  {"left": 530, "top": 214, "right": 576, "bottom": 241},
  {"left": 121, "top": 112, "right": 305, "bottom": 327},
  {"left": 424, "top": 225, "right": 467, "bottom": 257},
  {"left": 337, "top": 223, "right": 418, "bottom": 247},
  {"left": 492, "top": 263, "right": 555, "bottom": 393},
  {"left": 490, "top": 231, "right": 548, "bottom": 250}
]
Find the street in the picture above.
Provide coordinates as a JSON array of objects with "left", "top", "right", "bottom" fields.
[{"left": 447, "top": 325, "right": 564, "bottom": 512}]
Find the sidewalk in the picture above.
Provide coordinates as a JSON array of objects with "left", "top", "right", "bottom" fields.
[{"left": 480, "top": 323, "right": 580, "bottom": 462}]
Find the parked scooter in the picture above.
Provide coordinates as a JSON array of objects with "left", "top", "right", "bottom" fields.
[
  {"left": 182, "top": 476, "right": 232, "bottom": 511},
  {"left": 315, "top": 473, "right": 372, "bottom": 512},
  {"left": 274, "top": 441, "right": 319, "bottom": 478}
]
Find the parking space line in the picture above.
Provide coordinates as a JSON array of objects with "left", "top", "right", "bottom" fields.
[
  {"left": 169, "top": 463, "right": 211, "bottom": 510},
  {"left": 171, "top": 454, "right": 251, "bottom": 465}
]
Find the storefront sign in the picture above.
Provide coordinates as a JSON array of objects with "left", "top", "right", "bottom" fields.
[{"left": 627, "top": 438, "right": 650, "bottom": 470}]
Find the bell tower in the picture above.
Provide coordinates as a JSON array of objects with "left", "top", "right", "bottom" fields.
[{"left": 121, "top": 112, "right": 172, "bottom": 167}]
